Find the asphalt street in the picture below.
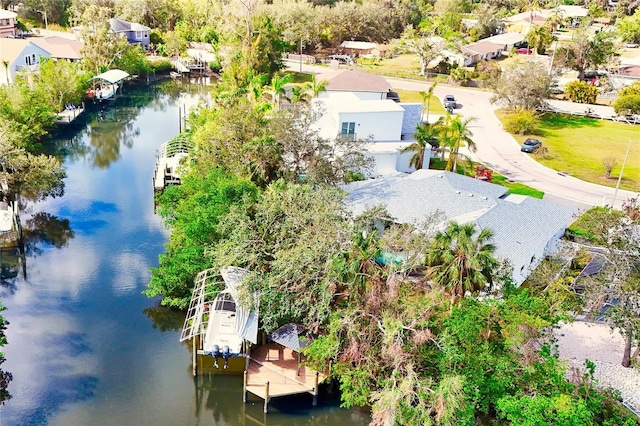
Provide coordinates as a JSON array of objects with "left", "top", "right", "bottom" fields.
[{"left": 287, "top": 61, "right": 638, "bottom": 210}]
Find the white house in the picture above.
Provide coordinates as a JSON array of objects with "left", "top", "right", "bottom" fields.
[
  {"left": 313, "top": 69, "right": 428, "bottom": 176},
  {"left": 343, "top": 170, "right": 575, "bottom": 286},
  {"left": 0, "top": 38, "right": 51, "bottom": 85}
]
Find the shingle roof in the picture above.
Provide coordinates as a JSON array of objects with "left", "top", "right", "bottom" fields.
[
  {"left": 109, "top": 18, "right": 150, "bottom": 33},
  {"left": 462, "top": 41, "right": 505, "bottom": 56},
  {"left": 0, "top": 38, "right": 32, "bottom": 64},
  {"left": 343, "top": 170, "right": 574, "bottom": 283},
  {"left": 30, "top": 36, "right": 83, "bottom": 60},
  {"left": 323, "top": 69, "right": 392, "bottom": 93},
  {"left": 340, "top": 41, "right": 378, "bottom": 50}
]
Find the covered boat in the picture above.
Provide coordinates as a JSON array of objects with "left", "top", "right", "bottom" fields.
[{"left": 180, "top": 266, "right": 259, "bottom": 370}]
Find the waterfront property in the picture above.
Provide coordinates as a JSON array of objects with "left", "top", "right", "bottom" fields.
[
  {"left": 152, "top": 134, "right": 194, "bottom": 191},
  {"left": 344, "top": 169, "right": 575, "bottom": 285},
  {"left": 0, "top": 38, "right": 50, "bottom": 85},
  {"left": 108, "top": 17, "right": 151, "bottom": 48},
  {"left": 87, "top": 69, "right": 130, "bottom": 101},
  {"left": 181, "top": 266, "right": 328, "bottom": 413}
]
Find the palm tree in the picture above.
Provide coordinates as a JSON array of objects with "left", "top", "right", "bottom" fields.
[
  {"left": 426, "top": 222, "right": 498, "bottom": 306},
  {"left": 525, "top": 25, "right": 552, "bottom": 55},
  {"left": 546, "top": 8, "right": 565, "bottom": 34},
  {"left": 306, "top": 72, "right": 328, "bottom": 98},
  {"left": 441, "top": 115, "right": 477, "bottom": 172},
  {"left": 401, "top": 118, "right": 443, "bottom": 170},
  {"left": 3, "top": 61, "right": 9, "bottom": 84},
  {"left": 265, "top": 74, "right": 292, "bottom": 109},
  {"left": 421, "top": 82, "right": 437, "bottom": 124},
  {"left": 289, "top": 85, "right": 310, "bottom": 107}
]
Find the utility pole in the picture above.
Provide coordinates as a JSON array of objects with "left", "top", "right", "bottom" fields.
[
  {"left": 37, "top": 10, "right": 48, "bottom": 34},
  {"left": 299, "top": 38, "right": 303, "bottom": 73},
  {"left": 612, "top": 139, "right": 632, "bottom": 209}
]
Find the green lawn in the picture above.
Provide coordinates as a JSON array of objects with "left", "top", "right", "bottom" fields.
[
  {"left": 500, "top": 112, "right": 640, "bottom": 192},
  {"left": 393, "top": 89, "right": 446, "bottom": 115}
]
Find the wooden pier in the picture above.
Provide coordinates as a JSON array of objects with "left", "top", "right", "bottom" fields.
[
  {"left": 244, "top": 343, "right": 327, "bottom": 413},
  {"left": 56, "top": 103, "right": 85, "bottom": 124}
]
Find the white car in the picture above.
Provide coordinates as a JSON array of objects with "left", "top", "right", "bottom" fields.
[{"left": 625, "top": 42, "right": 639, "bottom": 48}]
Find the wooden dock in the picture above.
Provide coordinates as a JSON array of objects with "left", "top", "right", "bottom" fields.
[
  {"left": 56, "top": 103, "right": 85, "bottom": 124},
  {"left": 244, "top": 343, "right": 328, "bottom": 413}
]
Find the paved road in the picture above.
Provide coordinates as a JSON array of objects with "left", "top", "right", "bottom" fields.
[
  {"left": 286, "top": 61, "right": 638, "bottom": 210},
  {"left": 389, "top": 79, "right": 638, "bottom": 210}
]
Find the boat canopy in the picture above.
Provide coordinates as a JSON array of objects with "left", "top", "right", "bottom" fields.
[
  {"left": 180, "top": 266, "right": 260, "bottom": 345},
  {"left": 89, "top": 69, "right": 130, "bottom": 84}
]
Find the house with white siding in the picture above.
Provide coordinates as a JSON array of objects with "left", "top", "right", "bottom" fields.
[{"left": 313, "top": 69, "right": 429, "bottom": 176}]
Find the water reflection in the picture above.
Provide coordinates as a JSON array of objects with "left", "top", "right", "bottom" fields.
[{"left": 143, "top": 304, "right": 184, "bottom": 333}]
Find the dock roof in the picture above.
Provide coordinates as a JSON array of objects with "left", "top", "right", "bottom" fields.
[{"left": 90, "top": 69, "right": 130, "bottom": 84}]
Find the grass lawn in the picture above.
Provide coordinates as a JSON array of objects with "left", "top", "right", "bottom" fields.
[
  {"left": 498, "top": 112, "right": 640, "bottom": 192},
  {"left": 430, "top": 159, "right": 544, "bottom": 198},
  {"left": 392, "top": 89, "right": 446, "bottom": 115}
]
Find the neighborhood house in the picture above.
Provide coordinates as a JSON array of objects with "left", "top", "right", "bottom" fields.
[
  {"left": 344, "top": 170, "right": 575, "bottom": 286},
  {"left": 109, "top": 18, "right": 151, "bottom": 48},
  {"left": 0, "top": 38, "right": 50, "bottom": 85},
  {"left": 313, "top": 69, "right": 428, "bottom": 175},
  {"left": 0, "top": 9, "right": 17, "bottom": 38}
]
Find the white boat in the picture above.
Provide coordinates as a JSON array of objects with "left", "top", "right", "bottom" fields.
[
  {"left": 180, "top": 266, "right": 260, "bottom": 369},
  {"left": 95, "top": 83, "right": 118, "bottom": 100},
  {"left": 88, "top": 69, "right": 130, "bottom": 101}
]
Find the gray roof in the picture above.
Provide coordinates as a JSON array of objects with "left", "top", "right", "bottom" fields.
[
  {"left": 109, "top": 18, "right": 150, "bottom": 33},
  {"left": 343, "top": 170, "right": 574, "bottom": 281},
  {"left": 344, "top": 170, "right": 507, "bottom": 226}
]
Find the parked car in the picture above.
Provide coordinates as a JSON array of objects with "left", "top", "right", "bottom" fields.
[
  {"left": 516, "top": 48, "right": 533, "bottom": 55},
  {"left": 521, "top": 138, "right": 542, "bottom": 153},
  {"left": 444, "top": 95, "right": 456, "bottom": 109},
  {"left": 624, "top": 42, "right": 639, "bottom": 48}
]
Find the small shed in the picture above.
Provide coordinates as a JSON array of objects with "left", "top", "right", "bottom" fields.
[{"left": 339, "top": 41, "right": 387, "bottom": 58}]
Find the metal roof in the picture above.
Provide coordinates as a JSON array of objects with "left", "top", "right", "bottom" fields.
[
  {"left": 268, "top": 323, "right": 315, "bottom": 352},
  {"left": 89, "top": 69, "right": 130, "bottom": 84}
]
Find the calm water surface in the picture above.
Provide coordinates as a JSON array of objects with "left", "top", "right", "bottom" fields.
[{"left": 0, "top": 81, "right": 369, "bottom": 426}]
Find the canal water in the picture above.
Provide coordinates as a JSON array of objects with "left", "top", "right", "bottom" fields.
[{"left": 0, "top": 81, "right": 369, "bottom": 426}]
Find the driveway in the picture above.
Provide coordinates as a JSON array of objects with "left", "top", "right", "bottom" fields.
[{"left": 287, "top": 62, "right": 638, "bottom": 209}]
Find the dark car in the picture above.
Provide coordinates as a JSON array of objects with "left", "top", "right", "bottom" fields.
[
  {"left": 521, "top": 138, "right": 542, "bottom": 153},
  {"left": 444, "top": 95, "right": 456, "bottom": 109}
]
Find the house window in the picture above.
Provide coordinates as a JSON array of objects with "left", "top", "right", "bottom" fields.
[
  {"left": 25, "top": 55, "right": 31, "bottom": 65},
  {"left": 0, "top": 19, "right": 9, "bottom": 26},
  {"left": 136, "top": 31, "right": 144, "bottom": 39},
  {"left": 341, "top": 122, "right": 356, "bottom": 139}
]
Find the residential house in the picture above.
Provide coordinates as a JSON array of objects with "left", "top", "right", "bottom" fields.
[
  {"left": 0, "top": 38, "right": 51, "bottom": 85},
  {"left": 109, "top": 18, "right": 150, "bottom": 48},
  {"left": 343, "top": 170, "right": 574, "bottom": 285},
  {"left": 461, "top": 41, "right": 505, "bottom": 65},
  {"left": 482, "top": 32, "right": 525, "bottom": 52},
  {"left": 313, "top": 69, "right": 427, "bottom": 176},
  {"left": 31, "top": 36, "right": 83, "bottom": 62},
  {"left": 0, "top": 9, "right": 17, "bottom": 38},
  {"left": 339, "top": 41, "right": 387, "bottom": 58}
]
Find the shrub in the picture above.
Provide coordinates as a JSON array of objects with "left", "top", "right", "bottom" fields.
[
  {"left": 502, "top": 109, "right": 541, "bottom": 135},
  {"left": 613, "top": 94, "right": 640, "bottom": 115},
  {"left": 564, "top": 80, "right": 598, "bottom": 104},
  {"left": 149, "top": 59, "right": 173, "bottom": 73},
  {"left": 602, "top": 156, "right": 617, "bottom": 178}
]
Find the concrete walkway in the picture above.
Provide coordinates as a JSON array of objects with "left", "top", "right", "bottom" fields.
[{"left": 285, "top": 61, "right": 638, "bottom": 210}]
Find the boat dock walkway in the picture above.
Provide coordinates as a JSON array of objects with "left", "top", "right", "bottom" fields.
[
  {"left": 244, "top": 343, "right": 328, "bottom": 413},
  {"left": 56, "top": 103, "right": 85, "bottom": 124}
]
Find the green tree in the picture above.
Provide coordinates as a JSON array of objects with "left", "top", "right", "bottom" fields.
[
  {"left": 145, "top": 167, "right": 259, "bottom": 308},
  {"left": 564, "top": 80, "right": 599, "bottom": 104},
  {"left": 421, "top": 82, "right": 438, "bottom": 124},
  {"left": 613, "top": 81, "right": 640, "bottom": 115},
  {"left": 265, "top": 74, "right": 292, "bottom": 108},
  {"left": 306, "top": 72, "right": 327, "bottom": 98},
  {"left": 35, "top": 58, "right": 87, "bottom": 112},
  {"left": 401, "top": 119, "right": 442, "bottom": 170},
  {"left": 618, "top": 9, "right": 640, "bottom": 43},
  {"left": 555, "top": 26, "right": 617, "bottom": 80},
  {"left": 440, "top": 114, "right": 476, "bottom": 172},
  {"left": 491, "top": 61, "right": 551, "bottom": 110},
  {"left": 525, "top": 24, "right": 553, "bottom": 55},
  {"left": 426, "top": 221, "right": 498, "bottom": 305},
  {"left": 208, "top": 182, "right": 351, "bottom": 331},
  {"left": 0, "top": 300, "right": 11, "bottom": 405},
  {"left": 400, "top": 19, "right": 445, "bottom": 75}
]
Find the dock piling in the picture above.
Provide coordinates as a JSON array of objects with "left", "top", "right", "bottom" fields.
[
  {"left": 312, "top": 371, "right": 319, "bottom": 406},
  {"left": 192, "top": 337, "right": 197, "bottom": 376},
  {"left": 264, "top": 381, "right": 270, "bottom": 413},
  {"left": 243, "top": 370, "right": 248, "bottom": 403}
]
